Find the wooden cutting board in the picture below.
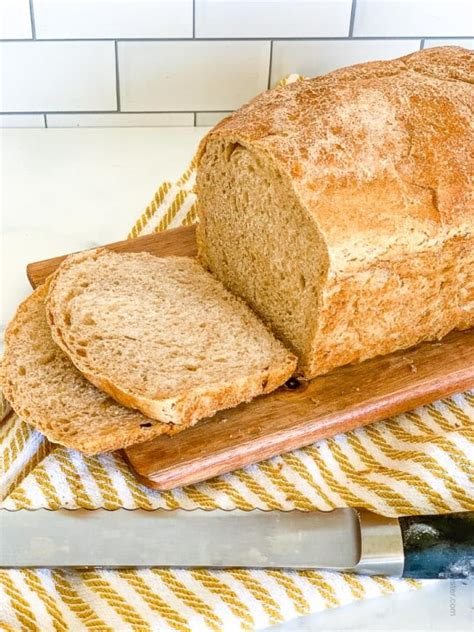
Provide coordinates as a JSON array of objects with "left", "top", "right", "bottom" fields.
[{"left": 27, "top": 225, "right": 474, "bottom": 490}]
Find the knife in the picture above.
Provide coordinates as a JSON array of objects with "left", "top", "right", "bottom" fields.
[{"left": 0, "top": 508, "right": 472, "bottom": 578}]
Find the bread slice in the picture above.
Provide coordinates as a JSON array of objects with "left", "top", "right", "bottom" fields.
[
  {"left": 1, "top": 284, "right": 178, "bottom": 455},
  {"left": 46, "top": 250, "right": 296, "bottom": 425}
]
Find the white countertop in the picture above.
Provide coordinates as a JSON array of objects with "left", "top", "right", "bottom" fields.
[
  {"left": 1, "top": 127, "right": 471, "bottom": 631},
  {"left": 1, "top": 127, "right": 207, "bottom": 341}
]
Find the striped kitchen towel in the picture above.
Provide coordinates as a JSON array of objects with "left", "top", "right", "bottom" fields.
[{"left": 1, "top": 75, "right": 473, "bottom": 631}]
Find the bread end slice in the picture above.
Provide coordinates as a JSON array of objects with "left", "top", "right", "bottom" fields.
[{"left": 1, "top": 284, "right": 182, "bottom": 455}]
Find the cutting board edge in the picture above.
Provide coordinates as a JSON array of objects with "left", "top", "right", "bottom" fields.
[
  {"left": 26, "top": 225, "right": 198, "bottom": 289},
  {"left": 125, "top": 364, "right": 474, "bottom": 490}
]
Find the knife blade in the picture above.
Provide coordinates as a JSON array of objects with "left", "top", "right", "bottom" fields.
[{"left": 1, "top": 508, "right": 472, "bottom": 578}]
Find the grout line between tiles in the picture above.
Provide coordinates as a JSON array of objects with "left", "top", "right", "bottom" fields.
[
  {"left": 44, "top": 113, "right": 47, "bottom": 128},
  {"left": 192, "top": 0, "right": 196, "bottom": 38},
  {"left": 348, "top": 0, "right": 357, "bottom": 37},
  {"left": 28, "top": 0, "right": 36, "bottom": 39},
  {"left": 267, "top": 40, "right": 274, "bottom": 89},
  {"left": 420, "top": 39, "right": 426, "bottom": 50},
  {"left": 193, "top": 112, "right": 197, "bottom": 126},
  {"left": 0, "top": 36, "right": 472, "bottom": 43},
  {"left": 0, "top": 110, "right": 233, "bottom": 116},
  {"left": 114, "top": 41, "right": 121, "bottom": 111}
]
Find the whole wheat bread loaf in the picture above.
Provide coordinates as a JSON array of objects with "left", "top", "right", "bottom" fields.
[
  {"left": 46, "top": 249, "right": 296, "bottom": 425},
  {"left": 196, "top": 46, "right": 474, "bottom": 378},
  {"left": 1, "top": 284, "right": 178, "bottom": 454}
]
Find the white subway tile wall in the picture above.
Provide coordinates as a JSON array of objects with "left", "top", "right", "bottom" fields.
[
  {"left": 0, "top": 0, "right": 32, "bottom": 39},
  {"left": 0, "top": 0, "right": 472, "bottom": 127},
  {"left": 196, "top": 112, "right": 232, "bottom": 126},
  {"left": 46, "top": 113, "right": 195, "bottom": 128},
  {"left": 119, "top": 40, "right": 270, "bottom": 111},
  {"left": 33, "top": 0, "right": 193, "bottom": 39},
  {"left": 195, "top": 1, "right": 353, "bottom": 38},
  {"left": 424, "top": 38, "right": 474, "bottom": 49},
  {"left": 1, "top": 42, "right": 116, "bottom": 112},
  {"left": 0, "top": 114, "right": 45, "bottom": 128},
  {"left": 353, "top": 0, "right": 473, "bottom": 37},
  {"left": 271, "top": 39, "right": 420, "bottom": 85}
]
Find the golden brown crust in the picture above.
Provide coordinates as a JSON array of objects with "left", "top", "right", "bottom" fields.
[
  {"left": 78, "top": 359, "right": 295, "bottom": 427},
  {"left": 197, "top": 47, "right": 474, "bottom": 378},
  {"left": 303, "top": 233, "right": 474, "bottom": 376},
  {"left": 200, "top": 47, "right": 473, "bottom": 266}
]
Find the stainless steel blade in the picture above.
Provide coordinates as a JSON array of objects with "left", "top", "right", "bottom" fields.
[
  {"left": 0, "top": 508, "right": 404, "bottom": 575},
  {"left": 0, "top": 508, "right": 359, "bottom": 568}
]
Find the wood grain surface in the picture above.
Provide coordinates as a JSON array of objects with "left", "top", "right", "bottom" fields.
[
  {"left": 27, "top": 226, "right": 474, "bottom": 490},
  {"left": 124, "top": 330, "right": 473, "bottom": 489},
  {"left": 27, "top": 225, "right": 198, "bottom": 288}
]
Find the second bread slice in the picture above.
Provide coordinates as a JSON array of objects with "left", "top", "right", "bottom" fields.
[{"left": 46, "top": 250, "right": 296, "bottom": 425}]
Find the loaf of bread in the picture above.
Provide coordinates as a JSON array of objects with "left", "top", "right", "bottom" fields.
[
  {"left": 46, "top": 249, "right": 296, "bottom": 426},
  {"left": 1, "top": 284, "right": 179, "bottom": 454},
  {"left": 196, "top": 46, "right": 474, "bottom": 378}
]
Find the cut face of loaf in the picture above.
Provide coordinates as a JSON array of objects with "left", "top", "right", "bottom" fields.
[
  {"left": 197, "top": 140, "right": 328, "bottom": 374},
  {"left": 1, "top": 285, "right": 177, "bottom": 455},
  {"left": 46, "top": 250, "right": 296, "bottom": 425},
  {"left": 196, "top": 46, "right": 474, "bottom": 378}
]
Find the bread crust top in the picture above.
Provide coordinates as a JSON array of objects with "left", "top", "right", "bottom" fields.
[{"left": 198, "top": 47, "right": 474, "bottom": 271}]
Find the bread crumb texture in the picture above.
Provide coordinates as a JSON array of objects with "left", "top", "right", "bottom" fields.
[
  {"left": 196, "top": 46, "right": 474, "bottom": 377},
  {"left": 46, "top": 250, "right": 296, "bottom": 426},
  {"left": 1, "top": 285, "right": 179, "bottom": 454}
]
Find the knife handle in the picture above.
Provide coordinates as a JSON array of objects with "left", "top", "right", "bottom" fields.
[{"left": 399, "top": 512, "right": 474, "bottom": 579}]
